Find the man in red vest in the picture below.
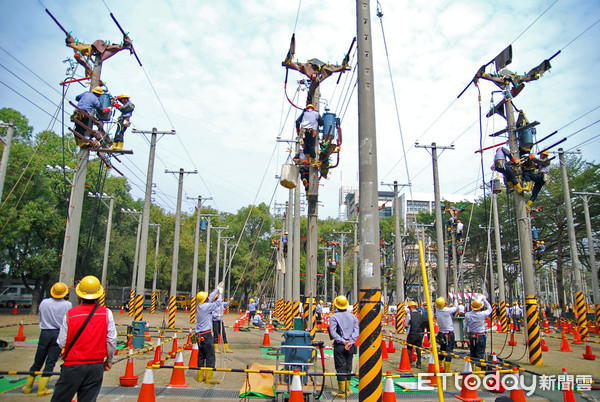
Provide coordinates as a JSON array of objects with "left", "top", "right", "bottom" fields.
[{"left": 51, "top": 276, "right": 116, "bottom": 402}]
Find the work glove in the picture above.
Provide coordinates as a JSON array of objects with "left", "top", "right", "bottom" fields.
[
  {"left": 103, "top": 107, "right": 110, "bottom": 113},
  {"left": 529, "top": 154, "right": 535, "bottom": 160},
  {"left": 217, "top": 281, "right": 224, "bottom": 294}
]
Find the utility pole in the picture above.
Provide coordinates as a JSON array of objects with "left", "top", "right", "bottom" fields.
[
  {"left": 492, "top": 191, "right": 508, "bottom": 332},
  {"left": 0, "top": 120, "right": 15, "bottom": 203},
  {"left": 333, "top": 230, "right": 351, "bottom": 296},
  {"left": 201, "top": 214, "right": 219, "bottom": 292},
  {"left": 87, "top": 192, "right": 114, "bottom": 306},
  {"left": 132, "top": 128, "right": 175, "bottom": 321},
  {"left": 356, "top": 0, "right": 382, "bottom": 398},
  {"left": 227, "top": 244, "right": 234, "bottom": 300},
  {"left": 480, "top": 225, "right": 496, "bottom": 304},
  {"left": 212, "top": 226, "right": 229, "bottom": 288},
  {"left": 165, "top": 168, "right": 197, "bottom": 329},
  {"left": 345, "top": 219, "right": 360, "bottom": 309},
  {"left": 559, "top": 149, "right": 588, "bottom": 339},
  {"left": 220, "top": 236, "right": 234, "bottom": 289},
  {"left": 319, "top": 246, "right": 330, "bottom": 303},
  {"left": 285, "top": 198, "right": 293, "bottom": 325},
  {"left": 573, "top": 191, "right": 600, "bottom": 325},
  {"left": 292, "top": 176, "right": 301, "bottom": 312},
  {"left": 149, "top": 224, "right": 160, "bottom": 314},
  {"left": 122, "top": 208, "right": 142, "bottom": 316},
  {"left": 415, "top": 142, "right": 454, "bottom": 298},
  {"left": 187, "top": 195, "right": 211, "bottom": 323}
]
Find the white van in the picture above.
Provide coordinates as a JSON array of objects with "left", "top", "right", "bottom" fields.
[{"left": 0, "top": 285, "right": 33, "bottom": 308}]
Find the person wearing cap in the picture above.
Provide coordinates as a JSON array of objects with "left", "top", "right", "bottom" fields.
[
  {"left": 51, "top": 276, "right": 116, "bottom": 402},
  {"left": 73, "top": 87, "right": 111, "bottom": 145},
  {"left": 252, "top": 311, "right": 265, "bottom": 329},
  {"left": 212, "top": 297, "right": 232, "bottom": 354},
  {"left": 492, "top": 147, "right": 523, "bottom": 194},
  {"left": 295, "top": 103, "right": 324, "bottom": 166},
  {"left": 511, "top": 301, "right": 523, "bottom": 332},
  {"left": 434, "top": 297, "right": 457, "bottom": 373},
  {"left": 525, "top": 150, "right": 551, "bottom": 210},
  {"left": 329, "top": 295, "right": 358, "bottom": 398},
  {"left": 22, "top": 283, "right": 72, "bottom": 396},
  {"left": 405, "top": 301, "right": 425, "bottom": 369},
  {"left": 463, "top": 296, "right": 492, "bottom": 372},
  {"left": 316, "top": 300, "right": 323, "bottom": 330},
  {"left": 111, "top": 93, "right": 135, "bottom": 151},
  {"left": 195, "top": 282, "right": 223, "bottom": 384}
]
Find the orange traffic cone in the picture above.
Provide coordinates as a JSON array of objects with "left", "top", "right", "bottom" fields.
[
  {"left": 491, "top": 352, "right": 498, "bottom": 365},
  {"left": 562, "top": 368, "right": 576, "bottom": 402},
  {"left": 583, "top": 341, "right": 596, "bottom": 360},
  {"left": 463, "top": 357, "right": 473, "bottom": 373},
  {"left": 166, "top": 351, "right": 189, "bottom": 387},
  {"left": 137, "top": 368, "right": 156, "bottom": 402},
  {"left": 382, "top": 371, "right": 397, "bottom": 402},
  {"left": 508, "top": 330, "right": 518, "bottom": 346},
  {"left": 423, "top": 331, "right": 431, "bottom": 348},
  {"left": 572, "top": 327, "right": 583, "bottom": 344},
  {"left": 486, "top": 367, "right": 506, "bottom": 394},
  {"left": 434, "top": 321, "right": 439, "bottom": 333},
  {"left": 541, "top": 333, "right": 549, "bottom": 352},
  {"left": 119, "top": 348, "right": 139, "bottom": 387},
  {"left": 411, "top": 348, "right": 417, "bottom": 361},
  {"left": 426, "top": 354, "right": 439, "bottom": 386},
  {"left": 261, "top": 328, "right": 271, "bottom": 347},
  {"left": 170, "top": 333, "right": 178, "bottom": 355},
  {"left": 387, "top": 339, "right": 396, "bottom": 353},
  {"left": 455, "top": 372, "right": 484, "bottom": 401},
  {"left": 395, "top": 347, "right": 413, "bottom": 372},
  {"left": 288, "top": 369, "right": 303, "bottom": 402},
  {"left": 508, "top": 367, "right": 526, "bottom": 402},
  {"left": 234, "top": 320, "right": 240, "bottom": 332},
  {"left": 184, "top": 306, "right": 188, "bottom": 314},
  {"left": 120, "top": 305, "right": 124, "bottom": 314},
  {"left": 188, "top": 342, "right": 199, "bottom": 368},
  {"left": 150, "top": 336, "right": 162, "bottom": 365},
  {"left": 12, "top": 303, "right": 18, "bottom": 315},
  {"left": 14, "top": 319, "right": 26, "bottom": 341},
  {"left": 185, "top": 329, "right": 193, "bottom": 350},
  {"left": 382, "top": 339, "right": 390, "bottom": 361},
  {"left": 560, "top": 334, "right": 571, "bottom": 352}
]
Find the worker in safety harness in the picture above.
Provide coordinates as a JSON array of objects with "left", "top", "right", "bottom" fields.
[
  {"left": 73, "top": 86, "right": 110, "bottom": 146},
  {"left": 492, "top": 147, "right": 523, "bottom": 194},
  {"left": 111, "top": 93, "right": 134, "bottom": 151},
  {"left": 295, "top": 104, "right": 324, "bottom": 166},
  {"left": 329, "top": 295, "right": 358, "bottom": 398},
  {"left": 435, "top": 296, "right": 457, "bottom": 373},
  {"left": 195, "top": 282, "right": 223, "bottom": 384},
  {"left": 524, "top": 149, "right": 551, "bottom": 210},
  {"left": 463, "top": 296, "right": 492, "bottom": 372},
  {"left": 212, "top": 298, "right": 233, "bottom": 354},
  {"left": 405, "top": 301, "right": 425, "bottom": 369}
]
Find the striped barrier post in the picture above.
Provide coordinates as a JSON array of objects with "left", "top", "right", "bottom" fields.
[
  {"left": 134, "top": 293, "right": 144, "bottom": 321},
  {"left": 359, "top": 287, "right": 382, "bottom": 401},
  {"left": 526, "top": 296, "right": 543, "bottom": 366},
  {"left": 151, "top": 290, "right": 156, "bottom": 314},
  {"left": 575, "top": 292, "right": 588, "bottom": 340},
  {"left": 168, "top": 296, "right": 176, "bottom": 329}
]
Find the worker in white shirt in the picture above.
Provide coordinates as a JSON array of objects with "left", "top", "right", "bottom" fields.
[
  {"left": 464, "top": 297, "right": 492, "bottom": 372},
  {"left": 435, "top": 297, "right": 457, "bottom": 373}
]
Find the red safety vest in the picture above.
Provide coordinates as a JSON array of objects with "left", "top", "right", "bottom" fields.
[{"left": 63, "top": 304, "right": 108, "bottom": 366}]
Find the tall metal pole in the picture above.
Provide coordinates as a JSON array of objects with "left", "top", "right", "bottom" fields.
[
  {"left": 188, "top": 196, "right": 210, "bottom": 323},
  {"left": 559, "top": 149, "right": 588, "bottom": 338},
  {"left": 122, "top": 209, "right": 142, "bottom": 316},
  {"left": 285, "top": 198, "right": 293, "bottom": 300},
  {"left": 202, "top": 214, "right": 218, "bottom": 292},
  {"left": 227, "top": 244, "right": 234, "bottom": 300},
  {"left": 212, "top": 227, "right": 228, "bottom": 289},
  {"left": 150, "top": 224, "right": 160, "bottom": 314},
  {"left": 356, "top": 1, "right": 382, "bottom": 399},
  {"left": 333, "top": 231, "right": 351, "bottom": 296},
  {"left": 86, "top": 193, "right": 115, "bottom": 291},
  {"left": 393, "top": 182, "right": 405, "bottom": 302},
  {"left": 321, "top": 247, "right": 328, "bottom": 303},
  {"left": 574, "top": 192, "right": 600, "bottom": 324},
  {"left": 133, "top": 128, "right": 174, "bottom": 320},
  {"left": 166, "top": 168, "right": 197, "bottom": 328},
  {"left": 293, "top": 171, "right": 301, "bottom": 303},
  {"left": 492, "top": 192, "right": 508, "bottom": 332},
  {"left": 0, "top": 121, "right": 15, "bottom": 203}
]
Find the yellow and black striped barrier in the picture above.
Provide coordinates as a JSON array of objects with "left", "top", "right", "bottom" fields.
[
  {"left": 284, "top": 300, "right": 293, "bottom": 329},
  {"left": 189, "top": 296, "right": 197, "bottom": 324},
  {"left": 396, "top": 302, "right": 405, "bottom": 333},
  {"left": 353, "top": 302, "right": 358, "bottom": 317},
  {"left": 358, "top": 287, "right": 382, "bottom": 402},
  {"left": 134, "top": 294, "right": 144, "bottom": 321},
  {"left": 151, "top": 290, "right": 157, "bottom": 314},
  {"left": 499, "top": 300, "right": 509, "bottom": 332},
  {"left": 575, "top": 291, "right": 588, "bottom": 340},
  {"left": 128, "top": 289, "right": 135, "bottom": 317},
  {"left": 168, "top": 296, "right": 176, "bottom": 329},
  {"left": 525, "top": 296, "right": 543, "bottom": 366}
]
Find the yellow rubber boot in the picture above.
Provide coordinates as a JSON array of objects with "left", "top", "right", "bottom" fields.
[
  {"left": 21, "top": 375, "right": 35, "bottom": 394},
  {"left": 332, "top": 381, "right": 346, "bottom": 398},
  {"left": 197, "top": 370, "right": 205, "bottom": 383},
  {"left": 515, "top": 183, "right": 524, "bottom": 194},
  {"left": 224, "top": 343, "right": 233, "bottom": 353},
  {"left": 215, "top": 344, "right": 221, "bottom": 354},
  {"left": 526, "top": 200, "right": 533, "bottom": 211},
  {"left": 37, "top": 376, "right": 53, "bottom": 396},
  {"left": 444, "top": 361, "right": 453, "bottom": 374},
  {"left": 205, "top": 370, "right": 221, "bottom": 385},
  {"left": 525, "top": 182, "right": 533, "bottom": 192},
  {"left": 345, "top": 380, "right": 353, "bottom": 396}
]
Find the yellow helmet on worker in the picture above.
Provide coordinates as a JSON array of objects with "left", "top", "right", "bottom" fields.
[
  {"left": 92, "top": 86, "right": 104, "bottom": 95},
  {"left": 196, "top": 291, "right": 208, "bottom": 304},
  {"left": 319, "top": 300, "right": 324, "bottom": 305},
  {"left": 334, "top": 295, "right": 349, "bottom": 311},
  {"left": 249, "top": 298, "right": 255, "bottom": 303},
  {"left": 435, "top": 297, "right": 446, "bottom": 309},
  {"left": 471, "top": 299, "right": 483, "bottom": 311},
  {"left": 408, "top": 301, "right": 418, "bottom": 308},
  {"left": 51, "top": 282, "right": 69, "bottom": 299},
  {"left": 76, "top": 276, "right": 103, "bottom": 300},
  {"left": 306, "top": 103, "right": 315, "bottom": 110},
  {"left": 540, "top": 149, "right": 549, "bottom": 156},
  {"left": 117, "top": 92, "right": 130, "bottom": 99}
]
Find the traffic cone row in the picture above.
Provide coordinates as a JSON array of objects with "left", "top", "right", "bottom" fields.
[
  {"left": 120, "top": 305, "right": 125, "bottom": 314},
  {"left": 382, "top": 339, "right": 390, "bottom": 361},
  {"left": 170, "top": 333, "right": 178, "bottom": 355},
  {"left": 185, "top": 329, "right": 193, "bottom": 350},
  {"left": 422, "top": 330, "right": 431, "bottom": 348},
  {"left": 149, "top": 336, "right": 162, "bottom": 366},
  {"left": 119, "top": 347, "right": 139, "bottom": 387},
  {"left": 387, "top": 339, "right": 396, "bottom": 353},
  {"left": 188, "top": 342, "right": 199, "bottom": 367},
  {"left": 14, "top": 319, "right": 26, "bottom": 342}
]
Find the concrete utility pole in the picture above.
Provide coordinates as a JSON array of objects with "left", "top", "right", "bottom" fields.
[
  {"left": 415, "top": 142, "right": 454, "bottom": 298},
  {"left": 122, "top": 208, "right": 142, "bottom": 315},
  {"left": 356, "top": 0, "right": 382, "bottom": 398},
  {"left": 319, "top": 246, "right": 330, "bottom": 302},
  {"left": 187, "top": 196, "right": 211, "bottom": 323},
  {"left": 559, "top": 149, "right": 588, "bottom": 338},
  {"left": 149, "top": 224, "right": 160, "bottom": 314},
  {"left": 345, "top": 219, "right": 360, "bottom": 306},
  {"left": 220, "top": 236, "right": 234, "bottom": 289},
  {"left": 212, "top": 226, "right": 229, "bottom": 288},
  {"left": 227, "top": 244, "right": 234, "bottom": 300},
  {"left": 201, "top": 214, "right": 219, "bottom": 292},
  {"left": 132, "top": 128, "right": 175, "bottom": 320},
  {"left": 293, "top": 180, "right": 301, "bottom": 303},
  {"left": 492, "top": 191, "right": 508, "bottom": 331},
  {"left": 480, "top": 224, "right": 495, "bottom": 303},
  {"left": 573, "top": 191, "right": 600, "bottom": 323},
  {"left": 165, "top": 168, "right": 197, "bottom": 329},
  {"left": 0, "top": 120, "right": 15, "bottom": 203},
  {"left": 285, "top": 198, "right": 293, "bottom": 306},
  {"left": 87, "top": 193, "right": 114, "bottom": 296},
  {"left": 333, "top": 231, "right": 351, "bottom": 296}
]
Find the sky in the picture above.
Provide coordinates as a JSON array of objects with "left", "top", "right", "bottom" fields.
[{"left": 1, "top": 0, "right": 599, "bottom": 220}]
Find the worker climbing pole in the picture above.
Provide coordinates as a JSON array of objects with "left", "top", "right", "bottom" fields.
[
  {"left": 467, "top": 44, "right": 560, "bottom": 365},
  {"left": 46, "top": 8, "right": 137, "bottom": 302}
]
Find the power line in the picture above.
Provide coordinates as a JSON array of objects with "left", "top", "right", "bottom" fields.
[
  {"left": 0, "top": 46, "right": 63, "bottom": 96},
  {"left": 510, "top": 0, "right": 558, "bottom": 45}
]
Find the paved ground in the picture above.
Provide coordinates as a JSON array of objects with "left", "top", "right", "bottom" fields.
[{"left": 1, "top": 308, "right": 599, "bottom": 401}]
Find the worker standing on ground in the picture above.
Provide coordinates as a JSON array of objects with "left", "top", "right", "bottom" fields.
[
  {"left": 51, "top": 276, "right": 116, "bottom": 402},
  {"left": 196, "top": 282, "right": 223, "bottom": 384},
  {"left": 73, "top": 87, "right": 110, "bottom": 145},
  {"left": 212, "top": 298, "right": 233, "bottom": 354},
  {"left": 111, "top": 93, "right": 134, "bottom": 151},
  {"left": 295, "top": 104, "right": 324, "bottom": 166},
  {"left": 512, "top": 301, "right": 523, "bottom": 332},
  {"left": 329, "top": 295, "right": 359, "bottom": 398},
  {"left": 464, "top": 296, "right": 492, "bottom": 372},
  {"left": 435, "top": 296, "right": 457, "bottom": 373},
  {"left": 405, "top": 301, "right": 425, "bottom": 369},
  {"left": 22, "top": 282, "right": 72, "bottom": 396},
  {"left": 248, "top": 298, "right": 258, "bottom": 326}
]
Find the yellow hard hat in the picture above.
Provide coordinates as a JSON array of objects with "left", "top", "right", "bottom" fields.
[
  {"left": 334, "top": 295, "right": 349, "bottom": 311},
  {"left": 51, "top": 282, "right": 69, "bottom": 299},
  {"left": 117, "top": 92, "right": 130, "bottom": 99},
  {"left": 75, "top": 276, "right": 103, "bottom": 300},
  {"left": 249, "top": 298, "right": 255, "bottom": 303},
  {"left": 513, "top": 301, "right": 518, "bottom": 306},
  {"left": 471, "top": 299, "right": 483, "bottom": 311},
  {"left": 408, "top": 301, "right": 418, "bottom": 308},
  {"left": 540, "top": 150, "right": 549, "bottom": 156},
  {"left": 92, "top": 86, "right": 104, "bottom": 95},
  {"left": 306, "top": 104, "right": 315, "bottom": 110},
  {"left": 196, "top": 291, "right": 208, "bottom": 304},
  {"left": 435, "top": 297, "right": 446, "bottom": 309},
  {"left": 319, "top": 300, "right": 324, "bottom": 304}
]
